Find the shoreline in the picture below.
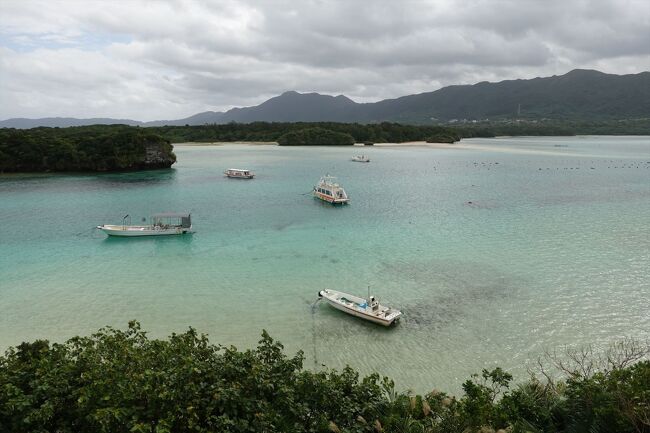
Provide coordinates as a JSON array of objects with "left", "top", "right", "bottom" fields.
[
  {"left": 175, "top": 141, "right": 276, "bottom": 146},
  {"left": 174, "top": 140, "right": 457, "bottom": 147}
]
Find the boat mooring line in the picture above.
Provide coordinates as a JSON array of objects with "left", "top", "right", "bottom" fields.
[
  {"left": 310, "top": 298, "right": 321, "bottom": 369},
  {"left": 74, "top": 226, "right": 97, "bottom": 237}
]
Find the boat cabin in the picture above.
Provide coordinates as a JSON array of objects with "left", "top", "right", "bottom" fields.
[
  {"left": 225, "top": 168, "right": 255, "bottom": 179},
  {"left": 313, "top": 175, "right": 350, "bottom": 204}
]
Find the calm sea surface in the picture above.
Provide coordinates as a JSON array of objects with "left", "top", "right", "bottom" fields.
[{"left": 1, "top": 136, "right": 649, "bottom": 393}]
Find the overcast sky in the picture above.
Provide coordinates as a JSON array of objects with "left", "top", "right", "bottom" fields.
[{"left": 1, "top": 0, "right": 649, "bottom": 121}]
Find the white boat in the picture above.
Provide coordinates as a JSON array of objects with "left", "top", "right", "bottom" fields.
[
  {"left": 318, "top": 289, "right": 402, "bottom": 326},
  {"left": 351, "top": 155, "right": 370, "bottom": 162},
  {"left": 97, "top": 213, "right": 193, "bottom": 237},
  {"left": 313, "top": 175, "right": 350, "bottom": 204},
  {"left": 224, "top": 168, "right": 255, "bottom": 179}
]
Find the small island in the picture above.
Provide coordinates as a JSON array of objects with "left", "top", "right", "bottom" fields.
[{"left": 0, "top": 125, "right": 176, "bottom": 173}]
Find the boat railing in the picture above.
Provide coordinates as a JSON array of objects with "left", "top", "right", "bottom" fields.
[{"left": 122, "top": 214, "right": 131, "bottom": 230}]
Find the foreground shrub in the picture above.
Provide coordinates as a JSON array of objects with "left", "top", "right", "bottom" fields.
[{"left": 0, "top": 322, "right": 648, "bottom": 433}]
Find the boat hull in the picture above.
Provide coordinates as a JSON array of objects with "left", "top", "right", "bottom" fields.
[
  {"left": 224, "top": 169, "right": 254, "bottom": 179},
  {"left": 225, "top": 174, "right": 254, "bottom": 179},
  {"left": 318, "top": 290, "right": 401, "bottom": 326},
  {"left": 96, "top": 225, "right": 192, "bottom": 237},
  {"left": 313, "top": 192, "right": 350, "bottom": 204}
]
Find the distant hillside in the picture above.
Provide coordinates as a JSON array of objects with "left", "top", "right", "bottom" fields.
[
  {"left": 0, "top": 117, "right": 143, "bottom": 128},
  {"left": 143, "top": 111, "right": 226, "bottom": 127},
  {"left": 2, "top": 69, "right": 649, "bottom": 128},
  {"left": 362, "top": 69, "right": 650, "bottom": 123},
  {"left": 221, "top": 91, "right": 358, "bottom": 123}
]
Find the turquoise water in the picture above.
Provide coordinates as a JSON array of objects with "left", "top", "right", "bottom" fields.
[{"left": 1, "top": 136, "right": 649, "bottom": 393}]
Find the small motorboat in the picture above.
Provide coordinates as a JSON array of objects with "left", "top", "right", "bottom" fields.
[
  {"left": 313, "top": 175, "right": 349, "bottom": 204},
  {"left": 97, "top": 213, "right": 193, "bottom": 237},
  {"left": 224, "top": 168, "right": 255, "bottom": 179},
  {"left": 351, "top": 155, "right": 370, "bottom": 162},
  {"left": 318, "top": 289, "right": 401, "bottom": 326}
]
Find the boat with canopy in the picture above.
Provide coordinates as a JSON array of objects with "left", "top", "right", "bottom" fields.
[{"left": 96, "top": 213, "right": 193, "bottom": 237}]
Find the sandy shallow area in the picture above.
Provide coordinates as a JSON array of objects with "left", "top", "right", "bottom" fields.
[
  {"left": 175, "top": 141, "right": 273, "bottom": 146},
  {"left": 174, "top": 140, "right": 558, "bottom": 155},
  {"left": 367, "top": 141, "right": 455, "bottom": 148},
  {"left": 176, "top": 141, "right": 457, "bottom": 148}
]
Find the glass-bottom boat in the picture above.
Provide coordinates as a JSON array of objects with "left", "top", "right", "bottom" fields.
[
  {"left": 313, "top": 175, "right": 349, "bottom": 204},
  {"left": 224, "top": 168, "right": 255, "bottom": 179}
]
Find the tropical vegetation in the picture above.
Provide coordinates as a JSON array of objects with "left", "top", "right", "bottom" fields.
[
  {"left": 277, "top": 127, "right": 355, "bottom": 145},
  {"left": 149, "top": 122, "right": 462, "bottom": 145},
  {"left": 453, "top": 118, "right": 650, "bottom": 138},
  {"left": 1, "top": 322, "right": 648, "bottom": 433},
  {"left": 0, "top": 125, "right": 175, "bottom": 173}
]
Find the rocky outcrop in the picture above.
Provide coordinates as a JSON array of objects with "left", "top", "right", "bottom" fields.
[{"left": 141, "top": 141, "right": 176, "bottom": 170}]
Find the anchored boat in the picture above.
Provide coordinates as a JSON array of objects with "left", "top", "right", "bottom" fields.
[
  {"left": 97, "top": 213, "right": 193, "bottom": 237},
  {"left": 224, "top": 168, "right": 255, "bottom": 179},
  {"left": 351, "top": 155, "right": 370, "bottom": 162},
  {"left": 318, "top": 289, "right": 401, "bottom": 326},
  {"left": 313, "top": 175, "right": 349, "bottom": 204}
]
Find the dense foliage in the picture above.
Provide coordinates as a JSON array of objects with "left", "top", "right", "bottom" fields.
[
  {"left": 452, "top": 118, "right": 650, "bottom": 138},
  {"left": 148, "top": 122, "right": 462, "bottom": 144},
  {"left": 1, "top": 323, "right": 648, "bottom": 433},
  {"left": 0, "top": 125, "right": 176, "bottom": 172},
  {"left": 277, "top": 127, "right": 355, "bottom": 145}
]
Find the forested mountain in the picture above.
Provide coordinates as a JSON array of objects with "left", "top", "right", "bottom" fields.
[
  {"left": 362, "top": 69, "right": 650, "bottom": 123},
  {"left": 214, "top": 69, "right": 650, "bottom": 123},
  {"left": 2, "top": 69, "right": 649, "bottom": 128}
]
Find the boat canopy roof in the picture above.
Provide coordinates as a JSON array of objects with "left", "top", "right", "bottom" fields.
[
  {"left": 152, "top": 212, "right": 191, "bottom": 228},
  {"left": 152, "top": 212, "right": 190, "bottom": 218}
]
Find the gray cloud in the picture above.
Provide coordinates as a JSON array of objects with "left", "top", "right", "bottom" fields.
[{"left": 1, "top": 0, "right": 649, "bottom": 120}]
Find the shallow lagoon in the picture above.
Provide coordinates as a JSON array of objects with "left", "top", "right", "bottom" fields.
[{"left": 1, "top": 136, "right": 649, "bottom": 393}]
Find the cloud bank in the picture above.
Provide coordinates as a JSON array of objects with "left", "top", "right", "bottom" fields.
[{"left": 1, "top": 0, "right": 649, "bottom": 120}]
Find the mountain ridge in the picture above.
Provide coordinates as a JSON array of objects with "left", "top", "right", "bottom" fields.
[{"left": 3, "top": 69, "right": 649, "bottom": 128}]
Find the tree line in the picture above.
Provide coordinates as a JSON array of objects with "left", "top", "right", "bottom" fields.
[
  {"left": 149, "top": 122, "right": 462, "bottom": 144},
  {"left": 1, "top": 322, "right": 648, "bottom": 433},
  {"left": 453, "top": 118, "right": 650, "bottom": 137}
]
